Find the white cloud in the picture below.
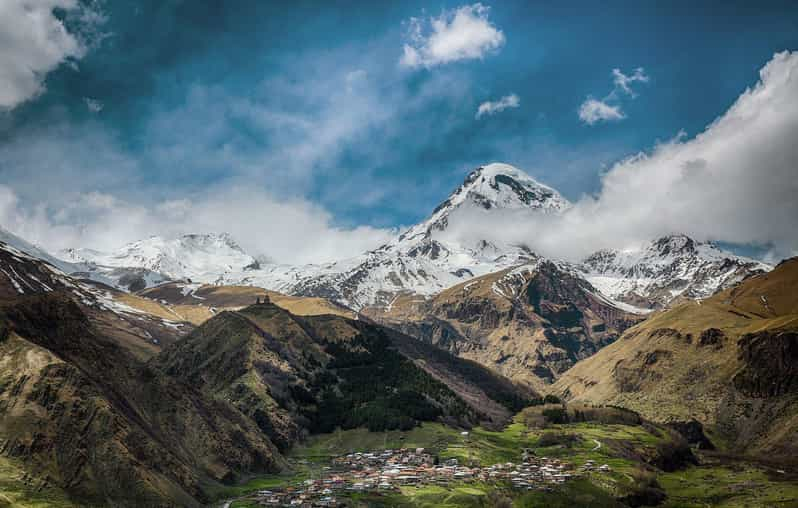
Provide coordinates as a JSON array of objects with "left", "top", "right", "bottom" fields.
[
  {"left": 400, "top": 3, "right": 505, "bottom": 69},
  {"left": 475, "top": 93, "right": 519, "bottom": 119},
  {"left": 0, "top": 184, "right": 395, "bottom": 265},
  {"left": 578, "top": 66, "right": 649, "bottom": 125},
  {"left": 0, "top": 0, "right": 102, "bottom": 110},
  {"left": 578, "top": 98, "right": 625, "bottom": 125},
  {"left": 612, "top": 67, "right": 649, "bottom": 97},
  {"left": 440, "top": 51, "right": 798, "bottom": 262}
]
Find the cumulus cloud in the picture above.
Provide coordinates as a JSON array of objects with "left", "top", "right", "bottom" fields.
[
  {"left": 475, "top": 93, "right": 519, "bottom": 119},
  {"left": 0, "top": 0, "right": 102, "bottom": 109},
  {"left": 400, "top": 3, "right": 505, "bottom": 69},
  {"left": 0, "top": 184, "right": 395, "bottom": 265},
  {"left": 578, "top": 98, "right": 624, "bottom": 125},
  {"left": 579, "top": 66, "right": 649, "bottom": 125},
  {"left": 440, "top": 51, "right": 798, "bottom": 262}
]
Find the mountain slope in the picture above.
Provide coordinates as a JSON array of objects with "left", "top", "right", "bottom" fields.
[
  {"left": 554, "top": 257, "right": 798, "bottom": 463},
  {"left": 580, "top": 234, "right": 771, "bottom": 309},
  {"left": 0, "top": 293, "right": 283, "bottom": 506},
  {"left": 0, "top": 239, "right": 291, "bottom": 506},
  {"left": 0, "top": 227, "right": 79, "bottom": 275},
  {"left": 363, "top": 260, "right": 644, "bottom": 391},
  {"left": 154, "top": 300, "right": 536, "bottom": 451},
  {"left": 0, "top": 237, "right": 194, "bottom": 354}
]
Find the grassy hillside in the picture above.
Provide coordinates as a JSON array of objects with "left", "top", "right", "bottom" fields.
[
  {"left": 154, "top": 301, "right": 535, "bottom": 452},
  {"left": 0, "top": 291, "right": 284, "bottom": 507},
  {"left": 136, "top": 282, "right": 355, "bottom": 325},
  {"left": 554, "top": 257, "right": 798, "bottom": 463}
]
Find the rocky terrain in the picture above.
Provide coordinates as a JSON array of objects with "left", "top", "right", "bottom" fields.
[
  {"left": 363, "top": 260, "right": 644, "bottom": 391},
  {"left": 554, "top": 257, "right": 798, "bottom": 464}
]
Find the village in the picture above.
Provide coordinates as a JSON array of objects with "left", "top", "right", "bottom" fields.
[{"left": 240, "top": 445, "right": 612, "bottom": 507}]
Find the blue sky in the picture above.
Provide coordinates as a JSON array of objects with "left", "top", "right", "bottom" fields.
[{"left": 0, "top": 1, "right": 797, "bottom": 262}]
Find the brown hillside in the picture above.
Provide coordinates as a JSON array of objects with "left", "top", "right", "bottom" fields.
[
  {"left": 136, "top": 282, "right": 355, "bottom": 325},
  {"left": 0, "top": 243, "right": 284, "bottom": 506},
  {"left": 554, "top": 257, "right": 798, "bottom": 463},
  {"left": 0, "top": 292, "right": 283, "bottom": 507}
]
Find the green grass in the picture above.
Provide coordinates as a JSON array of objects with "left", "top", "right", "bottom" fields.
[
  {"left": 216, "top": 416, "right": 798, "bottom": 508},
  {"left": 229, "top": 500, "right": 261, "bottom": 508},
  {"left": 438, "top": 423, "right": 536, "bottom": 466},
  {"left": 395, "top": 483, "right": 490, "bottom": 508},
  {"left": 515, "top": 478, "right": 624, "bottom": 507},
  {"left": 207, "top": 470, "right": 309, "bottom": 500},
  {"left": 659, "top": 460, "right": 798, "bottom": 507},
  {"left": 293, "top": 423, "right": 463, "bottom": 462},
  {"left": 0, "top": 455, "right": 77, "bottom": 508}
]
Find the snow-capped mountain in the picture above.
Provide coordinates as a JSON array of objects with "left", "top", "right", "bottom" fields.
[
  {"left": 34, "top": 162, "right": 772, "bottom": 312},
  {"left": 579, "top": 234, "right": 772, "bottom": 309},
  {"left": 59, "top": 233, "right": 258, "bottom": 285},
  {"left": 398, "top": 162, "right": 569, "bottom": 242},
  {"left": 234, "top": 163, "right": 571, "bottom": 308},
  {"left": 0, "top": 229, "right": 180, "bottom": 324},
  {"left": 0, "top": 226, "right": 80, "bottom": 275}
]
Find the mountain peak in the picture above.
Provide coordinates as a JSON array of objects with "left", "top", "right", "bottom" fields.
[
  {"left": 56, "top": 232, "right": 256, "bottom": 283},
  {"left": 650, "top": 234, "right": 697, "bottom": 255},
  {"left": 399, "top": 163, "right": 569, "bottom": 246},
  {"left": 179, "top": 232, "right": 246, "bottom": 253},
  {"left": 451, "top": 163, "right": 569, "bottom": 213},
  {"left": 471, "top": 162, "right": 540, "bottom": 181}
]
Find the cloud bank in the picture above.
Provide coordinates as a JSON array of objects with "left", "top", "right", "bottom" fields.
[
  {"left": 0, "top": 184, "right": 395, "bottom": 265},
  {"left": 441, "top": 51, "right": 798, "bottom": 262},
  {"left": 476, "top": 93, "right": 519, "bottom": 119},
  {"left": 400, "top": 3, "right": 505, "bottom": 69},
  {"left": 0, "top": 0, "right": 101, "bottom": 109}
]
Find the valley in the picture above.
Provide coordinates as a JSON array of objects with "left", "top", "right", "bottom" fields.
[
  {"left": 0, "top": 164, "right": 794, "bottom": 507},
  {"left": 216, "top": 411, "right": 798, "bottom": 508},
  {"left": 1, "top": 0, "right": 796, "bottom": 503}
]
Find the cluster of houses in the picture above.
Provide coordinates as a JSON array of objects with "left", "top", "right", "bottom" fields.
[
  {"left": 240, "top": 447, "right": 595, "bottom": 506},
  {"left": 581, "top": 459, "right": 612, "bottom": 473}
]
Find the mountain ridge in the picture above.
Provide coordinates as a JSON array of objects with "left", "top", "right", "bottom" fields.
[
  {"left": 362, "top": 259, "right": 645, "bottom": 391},
  {"left": 579, "top": 233, "right": 772, "bottom": 309},
  {"left": 9, "top": 163, "right": 773, "bottom": 312}
]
